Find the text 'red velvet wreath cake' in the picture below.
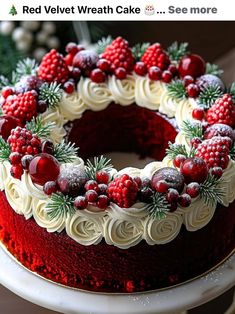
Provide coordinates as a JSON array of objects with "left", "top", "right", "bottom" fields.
[{"left": 0, "top": 37, "right": 235, "bottom": 293}]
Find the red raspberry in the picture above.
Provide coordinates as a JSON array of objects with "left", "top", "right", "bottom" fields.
[
  {"left": 101, "top": 37, "right": 135, "bottom": 73},
  {"left": 2, "top": 91, "right": 37, "bottom": 123},
  {"left": 38, "top": 49, "right": 69, "bottom": 84},
  {"left": 8, "top": 127, "right": 41, "bottom": 156},
  {"left": 107, "top": 174, "right": 139, "bottom": 208},
  {"left": 206, "top": 94, "right": 235, "bottom": 127},
  {"left": 141, "top": 43, "right": 170, "bottom": 70},
  {"left": 196, "top": 136, "right": 230, "bottom": 169},
  {"left": 10, "top": 164, "right": 23, "bottom": 179}
]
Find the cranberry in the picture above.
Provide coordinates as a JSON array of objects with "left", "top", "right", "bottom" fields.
[
  {"left": 2, "top": 87, "right": 14, "bottom": 99},
  {"left": 173, "top": 154, "right": 186, "bottom": 168},
  {"left": 85, "top": 190, "right": 98, "bottom": 202},
  {"left": 166, "top": 188, "right": 179, "bottom": 203},
  {"left": 183, "top": 75, "right": 194, "bottom": 87},
  {"left": 178, "top": 193, "right": 192, "bottom": 207},
  {"left": 43, "top": 181, "right": 57, "bottom": 195},
  {"left": 70, "top": 67, "right": 81, "bottom": 81},
  {"left": 186, "top": 182, "right": 200, "bottom": 198},
  {"left": 0, "top": 115, "right": 20, "bottom": 141},
  {"left": 97, "top": 59, "right": 111, "bottom": 73},
  {"left": 96, "top": 170, "right": 110, "bottom": 184},
  {"left": 85, "top": 180, "right": 99, "bottom": 192},
  {"left": 98, "top": 183, "right": 108, "bottom": 195},
  {"left": 168, "top": 64, "right": 178, "bottom": 76},
  {"left": 64, "top": 53, "right": 74, "bottom": 66},
  {"left": 196, "top": 74, "right": 224, "bottom": 91},
  {"left": 204, "top": 124, "right": 234, "bottom": 141},
  {"left": 37, "top": 100, "right": 48, "bottom": 113},
  {"left": 178, "top": 54, "right": 206, "bottom": 78},
  {"left": 148, "top": 66, "right": 162, "bottom": 81},
  {"left": 134, "top": 62, "right": 147, "bottom": 76},
  {"left": 190, "top": 137, "right": 202, "bottom": 148},
  {"left": 169, "top": 202, "right": 178, "bottom": 212},
  {"left": 73, "top": 50, "right": 99, "bottom": 76},
  {"left": 210, "top": 167, "right": 223, "bottom": 178},
  {"left": 63, "top": 81, "right": 75, "bottom": 94},
  {"left": 57, "top": 167, "right": 87, "bottom": 196},
  {"left": 142, "top": 178, "right": 151, "bottom": 187},
  {"left": 41, "top": 140, "right": 54, "bottom": 155},
  {"left": 133, "top": 177, "right": 142, "bottom": 188},
  {"left": 192, "top": 108, "right": 205, "bottom": 120},
  {"left": 152, "top": 167, "right": 185, "bottom": 193},
  {"left": 90, "top": 69, "right": 106, "bottom": 83},
  {"left": 74, "top": 196, "right": 88, "bottom": 210},
  {"left": 139, "top": 187, "right": 154, "bottom": 203},
  {"left": 29, "top": 153, "right": 60, "bottom": 186},
  {"left": 65, "top": 42, "right": 79, "bottom": 55},
  {"left": 162, "top": 70, "right": 172, "bottom": 83},
  {"left": 155, "top": 180, "right": 169, "bottom": 193},
  {"left": 186, "top": 83, "right": 200, "bottom": 98},
  {"left": 21, "top": 154, "right": 34, "bottom": 170},
  {"left": 180, "top": 157, "right": 208, "bottom": 183},
  {"left": 10, "top": 164, "right": 23, "bottom": 179},
  {"left": 9, "top": 152, "right": 22, "bottom": 165},
  {"left": 115, "top": 67, "right": 127, "bottom": 80},
  {"left": 96, "top": 195, "right": 110, "bottom": 209}
]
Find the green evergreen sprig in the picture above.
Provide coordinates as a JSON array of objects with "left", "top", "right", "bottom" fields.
[
  {"left": 95, "top": 36, "right": 112, "bottom": 54},
  {"left": 227, "top": 82, "right": 235, "bottom": 101},
  {"left": 132, "top": 43, "right": 150, "bottom": 60},
  {"left": 46, "top": 193, "right": 75, "bottom": 220},
  {"left": 26, "top": 116, "right": 55, "bottom": 138},
  {"left": 85, "top": 155, "right": 113, "bottom": 180},
  {"left": 0, "top": 136, "right": 11, "bottom": 162},
  {"left": 167, "top": 42, "right": 189, "bottom": 62},
  {"left": 0, "top": 75, "right": 9, "bottom": 90},
  {"left": 206, "top": 63, "right": 223, "bottom": 77},
  {"left": 181, "top": 120, "right": 203, "bottom": 140},
  {"left": 199, "top": 173, "right": 225, "bottom": 207},
  {"left": 16, "top": 58, "right": 38, "bottom": 76},
  {"left": 167, "top": 80, "right": 187, "bottom": 100},
  {"left": 230, "top": 143, "right": 235, "bottom": 160},
  {"left": 54, "top": 140, "right": 79, "bottom": 163},
  {"left": 147, "top": 192, "right": 170, "bottom": 220},
  {"left": 198, "top": 85, "right": 223, "bottom": 109},
  {"left": 166, "top": 142, "right": 196, "bottom": 160},
  {"left": 39, "top": 82, "right": 62, "bottom": 109}
]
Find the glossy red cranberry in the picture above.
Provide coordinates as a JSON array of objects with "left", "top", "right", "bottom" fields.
[
  {"left": 154, "top": 180, "right": 169, "bottom": 193},
  {"left": 166, "top": 188, "right": 179, "bottom": 203},
  {"left": 134, "top": 62, "right": 147, "bottom": 76},
  {"left": 115, "top": 67, "right": 127, "bottom": 80},
  {"left": 0, "top": 115, "right": 20, "bottom": 141},
  {"left": 65, "top": 42, "right": 80, "bottom": 55},
  {"left": 97, "top": 59, "right": 111, "bottom": 73},
  {"left": 178, "top": 193, "right": 192, "bottom": 207},
  {"left": 43, "top": 181, "right": 58, "bottom": 195},
  {"left": 169, "top": 202, "right": 178, "bottom": 212},
  {"left": 210, "top": 167, "right": 223, "bottom": 178},
  {"left": 96, "top": 170, "right": 110, "bottom": 184},
  {"left": 37, "top": 100, "right": 48, "bottom": 113},
  {"left": 192, "top": 108, "right": 205, "bottom": 120},
  {"left": 162, "top": 70, "right": 172, "bottom": 83},
  {"left": 85, "top": 190, "right": 98, "bottom": 202},
  {"left": 98, "top": 183, "right": 108, "bottom": 195},
  {"left": 179, "top": 54, "right": 206, "bottom": 78},
  {"left": 139, "top": 187, "right": 154, "bottom": 203},
  {"left": 180, "top": 157, "right": 208, "bottom": 183},
  {"left": 133, "top": 176, "right": 142, "bottom": 188},
  {"left": 9, "top": 152, "right": 22, "bottom": 165},
  {"left": 70, "top": 67, "right": 82, "bottom": 81},
  {"left": 168, "top": 64, "right": 178, "bottom": 76},
  {"left": 96, "top": 195, "right": 110, "bottom": 209},
  {"left": 64, "top": 53, "right": 74, "bottom": 66},
  {"left": 10, "top": 164, "right": 23, "bottom": 179},
  {"left": 41, "top": 140, "right": 54, "bottom": 155},
  {"left": 90, "top": 69, "right": 106, "bottom": 83},
  {"left": 21, "top": 154, "right": 34, "bottom": 170},
  {"left": 85, "top": 180, "right": 99, "bottom": 192},
  {"left": 173, "top": 154, "right": 187, "bottom": 168},
  {"left": 190, "top": 137, "right": 202, "bottom": 149},
  {"left": 2, "top": 87, "right": 14, "bottom": 99},
  {"left": 74, "top": 196, "right": 88, "bottom": 210},
  {"left": 186, "top": 182, "right": 200, "bottom": 198},
  {"left": 63, "top": 81, "right": 75, "bottom": 94},
  {"left": 186, "top": 83, "right": 200, "bottom": 98},
  {"left": 183, "top": 75, "right": 194, "bottom": 87},
  {"left": 29, "top": 153, "right": 60, "bottom": 186},
  {"left": 148, "top": 66, "right": 162, "bottom": 81}
]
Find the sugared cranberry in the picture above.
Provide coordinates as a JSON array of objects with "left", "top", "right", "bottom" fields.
[
  {"left": 183, "top": 75, "right": 194, "bottom": 87},
  {"left": 85, "top": 190, "right": 98, "bottom": 202},
  {"left": 115, "top": 67, "right": 127, "bottom": 80},
  {"left": 73, "top": 50, "right": 99, "bottom": 76},
  {"left": 0, "top": 115, "right": 20, "bottom": 141},
  {"left": 211, "top": 167, "right": 223, "bottom": 178},
  {"left": 9, "top": 152, "right": 22, "bottom": 165},
  {"left": 29, "top": 153, "right": 60, "bottom": 186},
  {"left": 10, "top": 164, "right": 23, "bottom": 179},
  {"left": 169, "top": 202, "right": 178, "bottom": 212},
  {"left": 178, "top": 193, "right": 192, "bottom": 207},
  {"left": 192, "top": 108, "right": 205, "bottom": 120},
  {"left": 186, "top": 83, "right": 200, "bottom": 98},
  {"left": 196, "top": 74, "right": 224, "bottom": 91},
  {"left": 98, "top": 183, "right": 108, "bottom": 195},
  {"left": 134, "top": 62, "right": 147, "bottom": 76},
  {"left": 74, "top": 196, "right": 88, "bottom": 210},
  {"left": 96, "top": 170, "right": 110, "bottom": 184},
  {"left": 152, "top": 167, "right": 185, "bottom": 193},
  {"left": 21, "top": 154, "right": 34, "bottom": 170},
  {"left": 178, "top": 54, "right": 206, "bottom": 78},
  {"left": 142, "top": 178, "right": 151, "bottom": 187},
  {"left": 37, "top": 100, "right": 48, "bottom": 113},
  {"left": 97, "top": 59, "right": 111, "bottom": 73},
  {"left": 190, "top": 137, "right": 202, "bottom": 149},
  {"left": 43, "top": 181, "right": 57, "bottom": 195},
  {"left": 2, "top": 87, "right": 14, "bottom": 99},
  {"left": 70, "top": 67, "right": 82, "bottom": 81},
  {"left": 41, "top": 140, "right": 54, "bottom": 155},
  {"left": 180, "top": 157, "right": 208, "bottom": 183},
  {"left": 155, "top": 180, "right": 169, "bottom": 193},
  {"left": 186, "top": 182, "right": 200, "bottom": 198},
  {"left": 85, "top": 180, "right": 99, "bottom": 192},
  {"left": 166, "top": 188, "right": 179, "bottom": 203},
  {"left": 173, "top": 154, "right": 186, "bottom": 168},
  {"left": 148, "top": 66, "right": 162, "bottom": 81},
  {"left": 168, "top": 64, "right": 178, "bottom": 76},
  {"left": 90, "top": 69, "right": 106, "bottom": 83},
  {"left": 65, "top": 42, "right": 80, "bottom": 55},
  {"left": 162, "top": 70, "right": 172, "bottom": 83},
  {"left": 204, "top": 124, "right": 235, "bottom": 141},
  {"left": 64, "top": 53, "right": 74, "bottom": 66},
  {"left": 63, "top": 81, "right": 75, "bottom": 94},
  {"left": 139, "top": 187, "right": 154, "bottom": 203},
  {"left": 133, "top": 176, "right": 142, "bottom": 188},
  {"left": 96, "top": 195, "right": 110, "bottom": 209}
]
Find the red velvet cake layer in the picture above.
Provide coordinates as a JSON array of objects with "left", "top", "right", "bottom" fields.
[{"left": 0, "top": 191, "right": 235, "bottom": 293}]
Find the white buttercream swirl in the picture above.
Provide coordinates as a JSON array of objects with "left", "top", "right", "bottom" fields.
[
  {"left": 175, "top": 98, "right": 197, "bottom": 128},
  {"left": 218, "top": 159, "right": 235, "bottom": 206},
  {"left": 59, "top": 91, "right": 87, "bottom": 121},
  {"left": 0, "top": 161, "right": 10, "bottom": 191},
  {"left": 108, "top": 75, "right": 135, "bottom": 105}
]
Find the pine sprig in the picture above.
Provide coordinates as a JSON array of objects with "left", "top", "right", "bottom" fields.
[
  {"left": 181, "top": 120, "right": 203, "bottom": 140},
  {"left": 54, "top": 140, "right": 79, "bottom": 163},
  {"left": 95, "top": 36, "right": 112, "bottom": 54},
  {"left": 227, "top": 82, "right": 235, "bottom": 101},
  {"left": 85, "top": 155, "right": 113, "bottom": 180},
  {"left": 198, "top": 85, "right": 223, "bottom": 109},
  {"left": 132, "top": 42, "right": 150, "bottom": 60},
  {"left": 46, "top": 193, "right": 75, "bottom": 220},
  {"left": 199, "top": 173, "right": 225, "bottom": 207},
  {"left": 16, "top": 58, "right": 38, "bottom": 76},
  {"left": 39, "top": 82, "right": 62, "bottom": 109},
  {"left": 167, "top": 42, "right": 189, "bottom": 62},
  {"left": 147, "top": 192, "right": 170, "bottom": 220},
  {"left": 206, "top": 63, "right": 223, "bottom": 77},
  {"left": 230, "top": 142, "right": 235, "bottom": 160},
  {"left": 167, "top": 80, "right": 187, "bottom": 100},
  {"left": 26, "top": 116, "right": 55, "bottom": 138},
  {"left": 0, "top": 75, "right": 9, "bottom": 90},
  {"left": 0, "top": 136, "right": 11, "bottom": 162},
  {"left": 166, "top": 142, "right": 196, "bottom": 160}
]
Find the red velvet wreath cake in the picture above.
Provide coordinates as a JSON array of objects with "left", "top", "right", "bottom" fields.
[{"left": 0, "top": 37, "right": 235, "bottom": 293}]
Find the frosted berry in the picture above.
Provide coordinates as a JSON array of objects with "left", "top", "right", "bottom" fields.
[
  {"left": 37, "top": 100, "right": 48, "bottom": 113},
  {"left": 85, "top": 190, "right": 98, "bottom": 202},
  {"left": 190, "top": 137, "right": 202, "bottom": 149},
  {"left": 96, "top": 170, "right": 110, "bottom": 184},
  {"left": 180, "top": 157, "right": 208, "bottom": 183},
  {"left": 168, "top": 64, "right": 178, "bottom": 76},
  {"left": 173, "top": 154, "right": 186, "bottom": 168},
  {"left": 162, "top": 70, "right": 172, "bottom": 83},
  {"left": 204, "top": 123, "right": 234, "bottom": 141},
  {"left": 134, "top": 62, "right": 147, "bottom": 76},
  {"left": 155, "top": 180, "right": 169, "bottom": 193},
  {"left": 41, "top": 140, "right": 54, "bottom": 155},
  {"left": 21, "top": 154, "right": 34, "bottom": 170},
  {"left": 178, "top": 54, "right": 206, "bottom": 78},
  {"left": 210, "top": 167, "right": 223, "bottom": 178},
  {"left": 63, "top": 81, "right": 75, "bottom": 94},
  {"left": 107, "top": 174, "right": 138, "bottom": 208},
  {"left": 2, "top": 91, "right": 37, "bottom": 123},
  {"left": 73, "top": 50, "right": 99, "bottom": 76},
  {"left": 9, "top": 152, "right": 22, "bottom": 165},
  {"left": 38, "top": 49, "right": 69, "bottom": 84},
  {"left": 169, "top": 202, "right": 178, "bottom": 212},
  {"left": 43, "top": 181, "right": 58, "bottom": 195},
  {"left": 206, "top": 94, "right": 235, "bottom": 127},
  {"left": 10, "top": 164, "right": 23, "bottom": 179},
  {"left": 141, "top": 43, "right": 170, "bottom": 70},
  {"left": 196, "top": 74, "right": 224, "bottom": 91},
  {"left": 142, "top": 178, "right": 151, "bottom": 187},
  {"left": 183, "top": 75, "right": 194, "bottom": 87},
  {"left": 65, "top": 42, "right": 81, "bottom": 55},
  {"left": 186, "top": 83, "right": 200, "bottom": 98},
  {"left": 97, "top": 195, "right": 110, "bottom": 209},
  {"left": 115, "top": 67, "right": 127, "bottom": 80},
  {"left": 178, "top": 193, "right": 192, "bottom": 207},
  {"left": 0, "top": 115, "right": 20, "bottom": 141},
  {"left": 98, "top": 183, "right": 108, "bottom": 195},
  {"left": 166, "top": 188, "right": 179, "bottom": 203},
  {"left": 152, "top": 167, "right": 185, "bottom": 193},
  {"left": 192, "top": 108, "right": 205, "bottom": 120},
  {"left": 14, "top": 75, "right": 43, "bottom": 94},
  {"left": 1, "top": 87, "right": 14, "bottom": 99},
  {"left": 57, "top": 166, "right": 87, "bottom": 196},
  {"left": 85, "top": 180, "right": 99, "bottom": 192},
  {"left": 90, "top": 69, "right": 106, "bottom": 83},
  {"left": 74, "top": 196, "right": 88, "bottom": 210},
  {"left": 70, "top": 67, "right": 82, "bottom": 81},
  {"left": 133, "top": 177, "right": 142, "bottom": 188},
  {"left": 139, "top": 187, "right": 154, "bottom": 203},
  {"left": 186, "top": 182, "right": 200, "bottom": 198},
  {"left": 29, "top": 153, "right": 60, "bottom": 186},
  {"left": 96, "top": 59, "right": 111, "bottom": 73},
  {"left": 148, "top": 66, "right": 162, "bottom": 81}
]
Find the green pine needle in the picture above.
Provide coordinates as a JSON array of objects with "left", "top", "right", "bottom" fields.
[
  {"left": 147, "top": 192, "right": 170, "bottom": 220},
  {"left": 227, "top": 82, "right": 235, "bottom": 101},
  {"left": 132, "top": 42, "right": 150, "bottom": 60},
  {"left": 85, "top": 155, "right": 113, "bottom": 180},
  {"left": 26, "top": 116, "right": 55, "bottom": 138},
  {"left": 167, "top": 80, "right": 187, "bottom": 100},
  {"left": 198, "top": 85, "right": 223, "bottom": 109},
  {"left": 46, "top": 193, "right": 75, "bottom": 221},
  {"left": 16, "top": 58, "right": 38, "bottom": 76},
  {"left": 0, "top": 75, "right": 9, "bottom": 90},
  {"left": 230, "top": 143, "right": 235, "bottom": 160},
  {"left": 0, "top": 137, "right": 11, "bottom": 162},
  {"left": 199, "top": 173, "right": 225, "bottom": 207},
  {"left": 167, "top": 42, "right": 189, "bottom": 62},
  {"left": 11, "top": 71, "right": 20, "bottom": 85},
  {"left": 54, "top": 140, "right": 79, "bottom": 163},
  {"left": 166, "top": 142, "right": 196, "bottom": 160},
  {"left": 95, "top": 36, "right": 113, "bottom": 54},
  {"left": 181, "top": 120, "right": 203, "bottom": 140},
  {"left": 206, "top": 63, "right": 223, "bottom": 77},
  {"left": 39, "top": 82, "right": 62, "bottom": 109}
]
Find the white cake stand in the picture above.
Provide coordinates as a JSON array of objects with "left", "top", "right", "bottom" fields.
[{"left": 0, "top": 244, "right": 234, "bottom": 314}]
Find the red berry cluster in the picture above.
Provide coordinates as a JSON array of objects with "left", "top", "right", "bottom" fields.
[{"left": 141, "top": 43, "right": 170, "bottom": 71}]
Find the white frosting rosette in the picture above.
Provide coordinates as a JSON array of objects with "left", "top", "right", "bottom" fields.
[
  {"left": 218, "top": 159, "right": 235, "bottom": 206},
  {"left": 21, "top": 171, "right": 47, "bottom": 200},
  {"left": 141, "top": 161, "right": 163, "bottom": 179},
  {"left": 117, "top": 166, "right": 141, "bottom": 178},
  {"left": 59, "top": 91, "right": 87, "bottom": 120},
  {"left": 0, "top": 161, "right": 10, "bottom": 191},
  {"left": 66, "top": 210, "right": 105, "bottom": 246},
  {"left": 78, "top": 77, "right": 113, "bottom": 110},
  {"left": 175, "top": 98, "right": 197, "bottom": 127},
  {"left": 108, "top": 75, "right": 135, "bottom": 105},
  {"left": 144, "top": 212, "right": 183, "bottom": 245},
  {"left": 5, "top": 175, "right": 32, "bottom": 219},
  {"left": 174, "top": 131, "right": 191, "bottom": 149}
]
